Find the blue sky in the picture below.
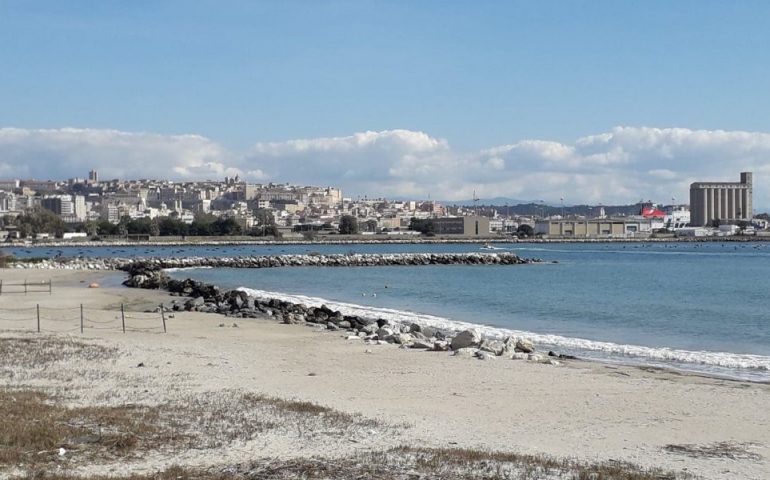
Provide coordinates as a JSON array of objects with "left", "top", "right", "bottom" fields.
[{"left": 1, "top": 1, "right": 770, "bottom": 207}]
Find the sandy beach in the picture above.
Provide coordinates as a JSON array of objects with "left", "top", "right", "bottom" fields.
[{"left": 2, "top": 268, "right": 769, "bottom": 479}]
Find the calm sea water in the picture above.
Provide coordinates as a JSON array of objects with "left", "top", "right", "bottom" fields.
[{"left": 7, "top": 242, "right": 770, "bottom": 380}]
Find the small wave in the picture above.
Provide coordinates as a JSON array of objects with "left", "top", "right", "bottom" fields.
[{"left": 237, "top": 286, "right": 770, "bottom": 374}]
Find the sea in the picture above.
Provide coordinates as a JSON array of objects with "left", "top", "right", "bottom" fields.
[{"left": 5, "top": 241, "right": 770, "bottom": 381}]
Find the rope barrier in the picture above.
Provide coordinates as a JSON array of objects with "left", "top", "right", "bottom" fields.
[
  {"left": 40, "top": 326, "right": 82, "bottom": 333},
  {"left": 0, "top": 317, "right": 32, "bottom": 323},
  {"left": 84, "top": 318, "right": 119, "bottom": 325},
  {"left": 0, "top": 304, "right": 167, "bottom": 335},
  {"left": 0, "top": 306, "right": 37, "bottom": 312}
]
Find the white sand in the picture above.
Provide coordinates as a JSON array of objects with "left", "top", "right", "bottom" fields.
[{"left": 1, "top": 269, "right": 769, "bottom": 479}]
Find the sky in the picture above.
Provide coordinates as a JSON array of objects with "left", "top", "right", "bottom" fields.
[{"left": 1, "top": 0, "right": 770, "bottom": 208}]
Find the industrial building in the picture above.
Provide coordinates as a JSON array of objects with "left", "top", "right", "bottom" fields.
[
  {"left": 689, "top": 172, "right": 753, "bottom": 226},
  {"left": 535, "top": 218, "right": 653, "bottom": 238},
  {"left": 431, "top": 216, "right": 490, "bottom": 236}
]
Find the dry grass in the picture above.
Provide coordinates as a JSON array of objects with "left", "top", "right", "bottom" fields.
[
  {"left": 1, "top": 387, "right": 392, "bottom": 476},
  {"left": 244, "top": 392, "right": 382, "bottom": 429},
  {"left": 0, "top": 336, "right": 117, "bottom": 369},
  {"left": 13, "top": 447, "right": 693, "bottom": 479},
  {"left": 0, "top": 388, "right": 174, "bottom": 470},
  {"left": 664, "top": 441, "right": 762, "bottom": 461}
]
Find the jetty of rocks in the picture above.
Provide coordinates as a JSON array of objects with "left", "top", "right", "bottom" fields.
[
  {"left": 141, "top": 276, "right": 569, "bottom": 365},
  {"left": 125, "top": 251, "right": 535, "bottom": 273},
  {"left": 11, "top": 252, "right": 541, "bottom": 272}
]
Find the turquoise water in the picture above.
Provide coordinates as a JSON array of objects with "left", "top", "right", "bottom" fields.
[{"left": 8, "top": 242, "right": 770, "bottom": 380}]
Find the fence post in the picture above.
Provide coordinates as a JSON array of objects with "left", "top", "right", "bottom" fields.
[
  {"left": 80, "top": 304, "right": 84, "bottom": 334},
  {"left": 36, "top": 304, "right": 40, "bottom": 333},
  {"left": 1, "top": 279, "right": 3, "bottom": 295},
  {"left": 49, "top": 279, "right": 52, "bottom": 295},
  {"left": 24, "top": 279, "right": 27, "bottom": 295},
  {"left": 160, "top": 304, "right": 167, "bottom": 333},
  {"left": 121, "top": 303, "right": 126, "bottom": 334}
]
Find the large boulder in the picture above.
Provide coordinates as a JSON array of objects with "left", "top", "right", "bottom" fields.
[
  {"left": 376, "top": 327, "right": 395, "bottom": 339},
  {"left": 184, "top": 296, "right": 205, "bottom": 311},
  {"left": 451, "top": 329, "right": 482, "bottom": 350},
  {"left": 361, "top": 323, "right": 379, "bottom": 335},
  {"left": 479, "top": 340, "right": 505, "bottom": 356},
  {"left": 421, "top": 326, "right": 439, "bottom": 338},
  {"left": 452, "top": 347, "right": 478, "bottom": 358},
  {"left": 409, "top": 340, "right": 433, "bottom": 349},
  {"left": 392, "top": 333, "right": 413, "bottom": 345},
  {"left": 515, "top": 338, "right": 535, "bottom": 353}
]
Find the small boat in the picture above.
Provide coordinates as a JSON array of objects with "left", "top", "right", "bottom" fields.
[{"left": 480, "top": 243, "right": 497, "bottom": 250}]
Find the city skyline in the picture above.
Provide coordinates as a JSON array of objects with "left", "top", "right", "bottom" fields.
[{"left": 2, "top": 2, "right": 770, "bottom": 207}]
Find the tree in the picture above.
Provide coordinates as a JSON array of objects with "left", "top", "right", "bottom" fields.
[
  {"left": 13, "top": 208, "right": 67, "bottom": 238},
  {"left": 339, "top": 215, "right": 359, "bottom": 235},
  {"left": 516, "top": 224, "right": 534, "bottom": 237},
  {"left": 157, "top": 217, "right": 188, "bottom": 236}
]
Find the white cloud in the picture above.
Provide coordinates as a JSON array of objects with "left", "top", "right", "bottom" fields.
[
  {"left": 0, "top": 127, "right": 237, "bottom": 181},
  {"left": 1, "top": 126, "right": 769, "bottom": 209}
]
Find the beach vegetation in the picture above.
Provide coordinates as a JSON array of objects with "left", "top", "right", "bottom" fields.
[{"left": 7, "top": 445, "right": 693, "bottom": 479}]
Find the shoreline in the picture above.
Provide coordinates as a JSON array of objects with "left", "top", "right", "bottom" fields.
[
  {"left": 1, "top": 268, "right": 769, "bottom": 479},
  {"left": 6, "top": 251, "right": 769, "bottom": 382},
  {"left": 3, "top": 235, "right": 770, "bottom": 249},
  {"left": 163, "top": 272, "right": 770, "bottom": 384}
]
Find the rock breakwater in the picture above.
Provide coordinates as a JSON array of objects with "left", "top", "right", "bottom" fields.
[
  {"left": 10, "top": 252, "right": 541, "bottom": 272},
  {"left": 152, "top": 276, "right": 564, "bottom": 364}
]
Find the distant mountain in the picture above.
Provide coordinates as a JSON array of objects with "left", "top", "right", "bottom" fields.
[
  {"left": 443, "top": 202, "right": 647, "bottom": 218},
  {"left": 439, "top": 197, "right": 532, "bottom": 206}
]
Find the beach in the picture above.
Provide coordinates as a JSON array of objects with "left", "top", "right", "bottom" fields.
[{"left": 2, "top": 268, "right": 769, "bottom": 479}]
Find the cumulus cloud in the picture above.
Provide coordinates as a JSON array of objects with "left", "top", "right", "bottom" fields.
[
  {"left": 0, "top": 127, "right": 238, "bottom": 181},
  {"left": 1, "top": 126, "right": 769, "bottom": 209}
]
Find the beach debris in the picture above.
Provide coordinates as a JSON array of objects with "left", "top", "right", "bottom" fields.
[
  {"left": 88, "top": 282, "right": 99, "bottom": 288},
  {"left": 136, "top": 362, "right": 145, "bottom": 368},
  {"left": 451, "top": 329, "right": 482, "bottom": 350},
  {"left": 58, "top": 447, "right": 66, "bottom": 456}
]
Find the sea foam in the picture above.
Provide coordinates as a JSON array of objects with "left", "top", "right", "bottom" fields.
[{"left": 237, "top": 286, "right": 770, "bottom": 379}]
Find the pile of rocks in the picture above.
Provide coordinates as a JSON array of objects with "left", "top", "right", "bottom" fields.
[
  {"left": 10, "top": 258, "right": 127, "bottom": 270},
  {"left": 155, "top": 277, "right": 567, "bottom": 365}
]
